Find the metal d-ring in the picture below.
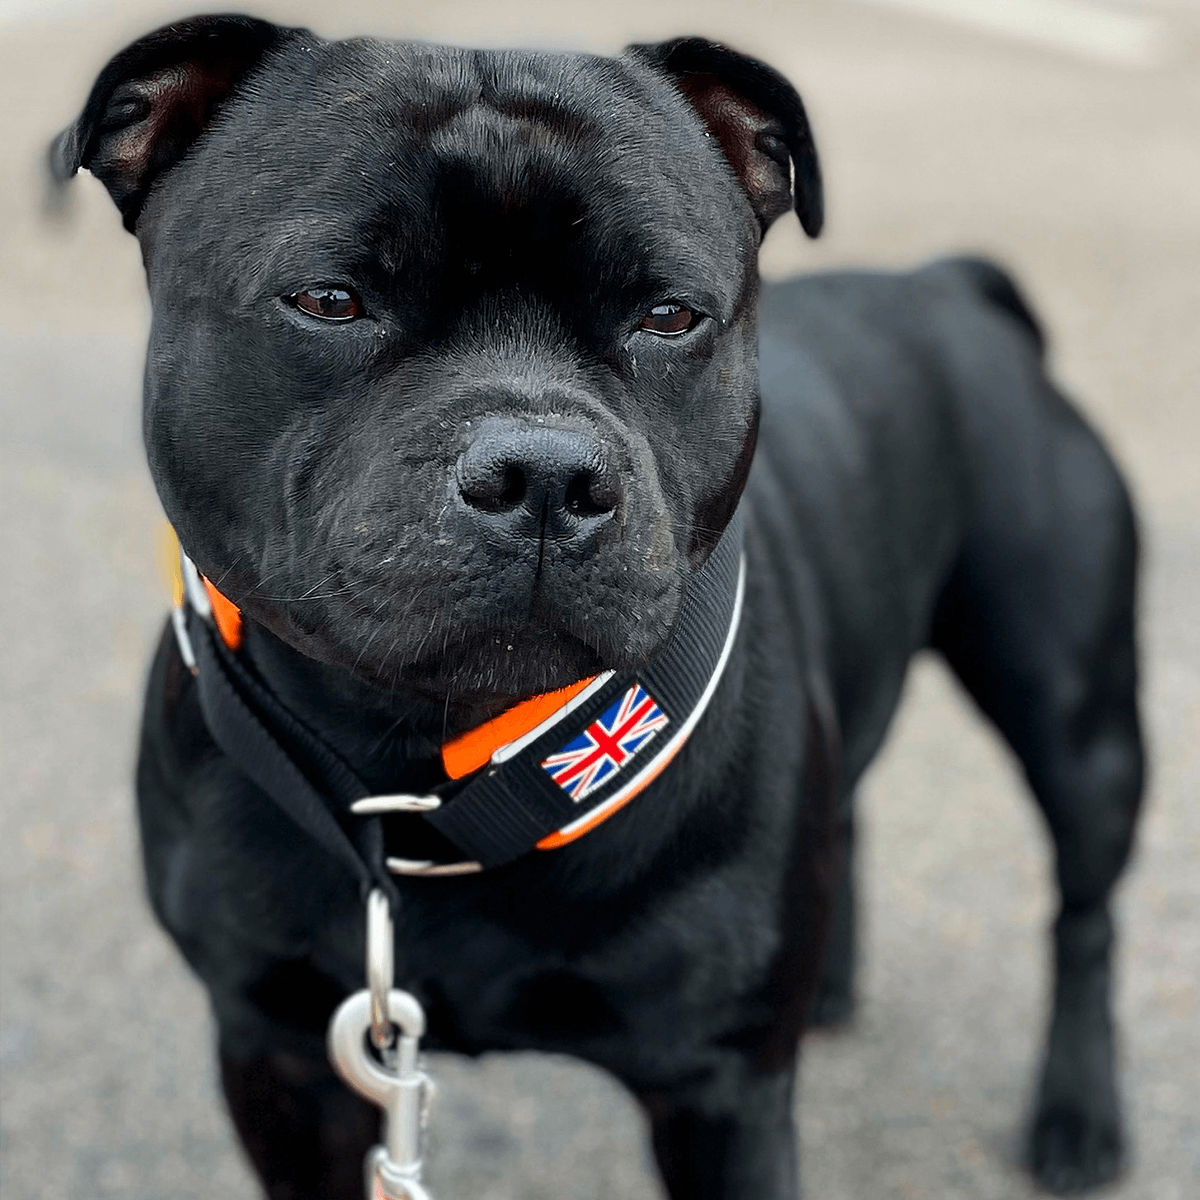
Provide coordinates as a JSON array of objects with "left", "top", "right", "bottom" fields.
[{"left": 349, "top": 799, "right": 482, "bottom": 878}]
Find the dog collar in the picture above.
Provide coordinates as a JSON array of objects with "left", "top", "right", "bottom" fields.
[{"left": 170, "top": 515, "right": 744, "bottom": 889}]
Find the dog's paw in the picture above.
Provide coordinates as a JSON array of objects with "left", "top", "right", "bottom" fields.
[{"left": 1029, "top": 1102, "right": 1122, "bottom": 1194}]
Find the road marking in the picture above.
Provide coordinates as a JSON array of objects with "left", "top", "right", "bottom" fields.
[{"left": 853, "top": 0, "right": 1170, "bottom": 68}]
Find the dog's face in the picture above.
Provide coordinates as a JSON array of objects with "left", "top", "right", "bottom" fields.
[{"left": 54, "top": 18, "right": 820, "bottom": 704}]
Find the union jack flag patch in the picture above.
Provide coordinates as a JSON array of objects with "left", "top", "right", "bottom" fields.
[{"left": 541, "top": 683, "right": 670, "bottom": 802}]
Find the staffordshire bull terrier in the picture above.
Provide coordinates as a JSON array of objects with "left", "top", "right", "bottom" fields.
[{"left": 51, "top": 15, "right": 1144, "bottom": 1199}]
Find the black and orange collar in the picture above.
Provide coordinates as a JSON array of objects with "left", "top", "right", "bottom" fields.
[{"left": 170, "top": 514, "right": 744, "bottom": 889}]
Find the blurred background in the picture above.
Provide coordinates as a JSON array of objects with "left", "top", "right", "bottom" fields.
[{"left": 1, "top": 1, "right": 1196, "bottom": 1197}]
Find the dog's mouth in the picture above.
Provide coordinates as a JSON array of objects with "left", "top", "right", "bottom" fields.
[
  {"left": 223, "top": 502, "right": 689, "bottom": 710},
  {"left": 365, "top": 624, "right": 608, "bottom": 702},
  {"left": 238, "top": 571, "right": 682, "bottom": 709}
]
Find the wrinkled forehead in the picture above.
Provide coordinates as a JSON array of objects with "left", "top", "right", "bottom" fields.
[{"left": 155, "top": 36, "right": 750, "bottom": 305}]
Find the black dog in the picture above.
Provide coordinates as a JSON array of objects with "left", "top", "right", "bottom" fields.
[{"left": 52, "top": 16, "right": 1144, "bottom": 1199}]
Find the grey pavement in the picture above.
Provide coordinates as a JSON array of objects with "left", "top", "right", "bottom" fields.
[{"left": 1, "top": 2, "right": 1197, "bottom": 1198}]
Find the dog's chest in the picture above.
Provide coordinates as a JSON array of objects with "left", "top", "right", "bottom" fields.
[{"left": 390, "top": 864, "right": 787, "bottom": 1070}]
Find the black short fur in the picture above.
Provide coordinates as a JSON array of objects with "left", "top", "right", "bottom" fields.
[{"left": 54, "top": 17, "right": 1143, "bottom": 1199}]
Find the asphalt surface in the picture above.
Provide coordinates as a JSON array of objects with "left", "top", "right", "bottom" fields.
[{"left": 1, "top": 2, "right": 1197, "bottom": 1198}]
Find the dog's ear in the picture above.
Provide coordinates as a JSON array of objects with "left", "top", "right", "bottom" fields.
[
  {"left": 627, "top": 36, "right": 822, "bottom": 238},
  {"left": 48, "top": 14, "right": 297, "bottom": 231}
]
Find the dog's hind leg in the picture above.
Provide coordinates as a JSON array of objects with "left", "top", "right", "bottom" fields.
[{"left": 930, "top": 387, "right": 1144, "bottom": 1192}]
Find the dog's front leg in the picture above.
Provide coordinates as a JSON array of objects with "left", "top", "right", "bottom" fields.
[
  {"left": 220, "top": 1049, "right": 380, "bottom": 1200},
  {"left": 639, "top": 1061, "right": 799, "bottom": 1200}
]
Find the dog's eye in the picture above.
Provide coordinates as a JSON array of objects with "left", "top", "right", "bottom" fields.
[
  {"left": 640, "top": 302, "right": 697, "bottom": 337},
  {"left": 290, "top": 286, "right": 362, "bottom": 321}
]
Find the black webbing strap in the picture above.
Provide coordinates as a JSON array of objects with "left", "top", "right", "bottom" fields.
[{"left": 190, "top": 612, "right": 396, "bottom": 904}]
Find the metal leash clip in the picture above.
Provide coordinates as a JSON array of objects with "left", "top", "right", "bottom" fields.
[{"left": 328, "top": 890, "right": 435, "bottom": 1200}]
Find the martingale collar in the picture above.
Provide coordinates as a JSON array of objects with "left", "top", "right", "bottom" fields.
[{"left": 171, "top": 512, "right": 744, "bottom": 888}]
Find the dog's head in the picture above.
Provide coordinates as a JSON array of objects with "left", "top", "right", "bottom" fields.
[{"left": 52, "top": 16, "right": 821, "bottom": 705}]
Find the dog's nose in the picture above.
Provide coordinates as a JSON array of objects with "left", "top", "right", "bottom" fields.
[{"left": 455, "top": 419, "right": 620, "bottom": 541}]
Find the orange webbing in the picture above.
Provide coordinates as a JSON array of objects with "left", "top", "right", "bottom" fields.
[
  {"left": 441, "top": 676, "right": 597, "bottom": 780},
  {"left": 202, "top": 577, "right": 244, "bottom": 652}
]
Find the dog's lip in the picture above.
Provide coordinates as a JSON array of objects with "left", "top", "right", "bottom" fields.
[
  {"left": 239, "top": 576, "right": 666, "bottom": 674},
  {"left": 351, "top": 623, "right": 613, "bottom": 702},
  {"left": 234, "top": 550, "right": 687, "bottom": 704}
]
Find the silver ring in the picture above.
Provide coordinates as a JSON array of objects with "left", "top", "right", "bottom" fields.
[
  {"left": 386, "top": 857, "right": 483, "bottom": 878},
  {"left": 351, "top": 794, "right": 442, "bottom": 815}
]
